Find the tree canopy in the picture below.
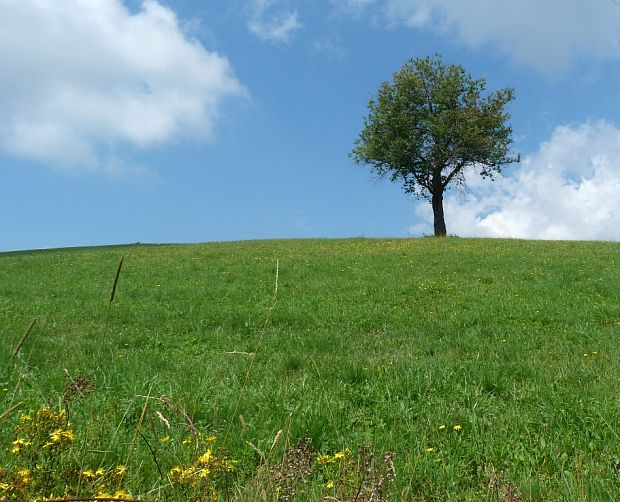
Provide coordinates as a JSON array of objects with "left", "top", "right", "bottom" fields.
[{"left": 351, "top": 55, "right": 519, "bottom": 236}]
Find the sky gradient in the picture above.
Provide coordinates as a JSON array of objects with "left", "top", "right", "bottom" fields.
[{"left": 2, "top": 0, "right": 620, "bottom": 251}]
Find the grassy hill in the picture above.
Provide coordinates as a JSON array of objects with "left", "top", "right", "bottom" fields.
[{"left": 1, "top": 238, "right": 619, "bottom": 500}]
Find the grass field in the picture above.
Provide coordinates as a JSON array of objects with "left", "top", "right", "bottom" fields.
[{"left": 1, "top": 237, "right": 619, "bottom": 501}]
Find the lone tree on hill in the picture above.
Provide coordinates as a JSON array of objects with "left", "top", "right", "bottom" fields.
[{"left": 351, "top": 55, "right": 519, "bottom": 236}]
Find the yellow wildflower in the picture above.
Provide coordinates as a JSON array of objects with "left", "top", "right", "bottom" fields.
[
  {"left": 453, "top": 425, "right": 462, "bottom": 432},
  {"left": 225, "top": 459, "right": 239, "bottom": 471},
  {"left": 197, "top": 449, "right": 214, "bottom": 465},
  {"left": 115, "top": 465, "right": 128, "bottom": 477},
  {"left": 82, "top": 469, "right": 96, "bottom": 479},
  {"left": 160, "top": 435, "right": 171, "bottom": 443},
  {"left": 316, "top": 454, "right": 332, "bottom": 465},
  {"left": 16, "top": 468, "right": 33, "bottom": 484},
  {"left": 112, "top": 490, "right": 132, "bottom": 500},
  {"left": 11, "top": 437, "right": 31, "bottom": 453},
  {"left": 426, "top": 447, "right": 434, "bottom": 453},
  {"left": 169, "top": 466, "right": 185, "bottom": 483},
  {"left": 207, "top": 434, "right": 218, "bottom": 442},
  {"left": 324, "top": 480, "right": 335, "bottom": 489},
  {"left": 49, "top": 428, "right": 75, "bottom": 443},
  {"left": 95, "top": 467, "right": 106, "bottom": 477},
  {"left": 40, "top": 406, "right": 66, "bottom": 422},
  {"left": 438, "top": 424, "right": 446, "bottom": 431}
]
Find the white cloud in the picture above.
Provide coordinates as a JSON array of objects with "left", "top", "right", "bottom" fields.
[
  {"left": 0, "top": 0, "right": 246, "bottom": 172},
  {"left": 410, "top": 121, "right": 620, "bottom": 240},
  {"left": 377, "top": 0, "right": 620, "bottom": 73},
  {"left": 332, "top": 0, "right": 377, "bottom": 16},
  {"left": 313, "top": 39, "right": 346, "bottom": 59},
  {"left": 247, "top": 0, "right": 301, "bottom": 43}
]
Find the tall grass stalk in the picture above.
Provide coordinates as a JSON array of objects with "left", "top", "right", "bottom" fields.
[
  {"left": 105, "top": 257, "right": 124, "bottom": 329},
  {"left": 109, "top": 257, "right": 124, "bottom": 304},
  {"left": 125, "top": 387, "right": 152, "bottom": 470}
]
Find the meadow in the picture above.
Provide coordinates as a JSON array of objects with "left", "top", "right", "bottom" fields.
[{"left": 0, "top": 237, "right": 619, "bottom": 501}]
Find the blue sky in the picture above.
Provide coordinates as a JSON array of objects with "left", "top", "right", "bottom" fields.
[{"left": 2, "top": 0, "right": 620, "bottom": 252}]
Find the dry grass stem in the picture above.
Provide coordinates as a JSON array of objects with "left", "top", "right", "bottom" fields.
[
  {"left": 153, "top": 394, "right": 200, "bottom": 451},
  {"left": 11, "top": 318, "right": 37, "bottom": 359},
  {"left": 0, "top": 401, "right": 24, "bottom": 422}
]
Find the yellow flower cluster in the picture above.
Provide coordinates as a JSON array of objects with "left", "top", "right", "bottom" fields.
[
  {"left": 10, "top": 406, "right": 75, "bottom": 455},
  {"left": 169, "top": 448, "right": 237, "bottom": 487},
  {"left": 81, "top": 467, "right": 107, "bottom": 479},
  {"left": 2, "top": 405, "right": 131, "bottom": 501},
  {"left": 94, "top": 489, "right": 133, "bottom": 500},
  {"left": 79, "top": 463, "right": 129, "bottom": 497},
  {"left": 45, "top": 428, "right": 75, "bottom": 448},
  {"left": 316, "top": 448, "right": 353, "bottom": 466},
  {"left": 0, "top": 468, "right": 34, "bottom": 495},
  {"left": 10, "top": 437, "right": 32, "bottom": 454},
  {"left": 37, "top": 407, "right": 67, "bottom": 423},
  {"left": 437, "top": 424, "right": 462, "bottom": 432},
  {"left": 427, "top": 424, "right": 464, "bottom": 453}
]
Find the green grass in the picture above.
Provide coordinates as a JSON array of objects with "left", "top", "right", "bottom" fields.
[{"left": 1, "top": 237, "right": 620, "bottom": 500}]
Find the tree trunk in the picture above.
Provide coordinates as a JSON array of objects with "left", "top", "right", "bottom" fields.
[{"left": 431, "top": 190, "right": 447, "bottom": 237}]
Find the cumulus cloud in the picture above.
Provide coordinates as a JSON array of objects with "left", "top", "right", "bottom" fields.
[
  {"left": 247, "top": 0, "right": 301, "bottom": 43},
  {"left": 410, "top": 121, "right": 620, "bottom": 241},
  {"left": 0, "top": 0, "right": 246, "bottom": 172},
  {"left": 365, "top": 0, "right": 620, "bottom": 73}
]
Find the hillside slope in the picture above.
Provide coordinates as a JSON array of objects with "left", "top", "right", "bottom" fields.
[{"left": 1, "top": 238, "right": 619, "bottom": 500}]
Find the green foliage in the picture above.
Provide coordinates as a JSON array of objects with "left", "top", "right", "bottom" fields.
[
  {"left": 1, "top": 238, "right": 620, "bottom": 500},
  {"left": 351, "top": 55, "right": 519, "bottom": 235}
]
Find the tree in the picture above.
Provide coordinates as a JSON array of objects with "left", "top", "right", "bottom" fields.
[{"left": 350, "top": 55, "right": 519, "bottom": 237}]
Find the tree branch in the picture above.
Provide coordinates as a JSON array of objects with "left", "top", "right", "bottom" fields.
[{"left": 442, "top": 161, "right": 466, "bottom": 189}]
